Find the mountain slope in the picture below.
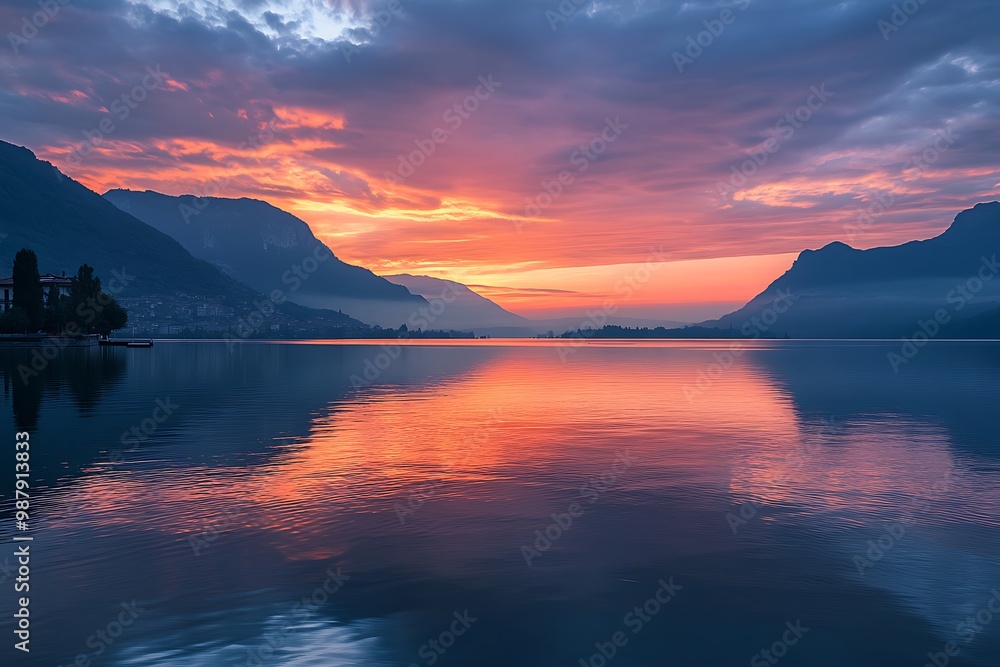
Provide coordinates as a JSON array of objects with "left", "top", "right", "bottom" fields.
[
  {"left": 0, "top": 140, "right": 362, "bottom": 332},
  {"left": 385, "top": 274, "right": 690, "bottom": 335},
  {"left": 705, "top": 202, "right": 1000, "bottom": 338},
  {"left": 103, "top": 190, "right": 423, "bottom": 307},
  {"left": 0, "top": 141, "right": 253, "bottom": 298},
  {"left": 383, "top": 274, "right": 533, "bottom": 333}
]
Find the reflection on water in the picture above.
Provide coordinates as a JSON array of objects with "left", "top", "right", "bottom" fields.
[
  {"left": 1, "top": 341, "right": 999, "bottom": 666},
  {"left": 1, "top": 346, "right": 126, "bottom": 431}
]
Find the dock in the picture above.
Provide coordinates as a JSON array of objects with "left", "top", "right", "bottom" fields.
[{"left": 99, "top": 339, "right": 154, "bottom": 348}]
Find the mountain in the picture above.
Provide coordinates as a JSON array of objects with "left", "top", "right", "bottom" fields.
[
  {"left": 0, "top": 140, "right": 362, "bottom": 333},
  {"left": 103, "top": 190, "right": 425, "bottom": 325},
  {"left": 705, "top": 202, "right": 1000, "bottom": 338},
  {"left": 0, "top": 141, "right": 250, "bottom": 298},
  {"left": 382, "top": 274, "right": 535, "bottom": 335},
  {"left": 384, "top": 274, "right": 691, "bottom": 335}
]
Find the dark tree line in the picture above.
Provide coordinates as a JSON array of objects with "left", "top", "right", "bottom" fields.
[{"left": 1, "top": 248, "right": 127, "bottom": 336}]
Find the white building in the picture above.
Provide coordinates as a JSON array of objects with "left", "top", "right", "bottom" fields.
[{"left": 0, "top": 272, "right": 72, "bottom": 312}]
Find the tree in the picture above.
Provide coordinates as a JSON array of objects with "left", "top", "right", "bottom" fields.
[
  {"left": 69, "top": 263, "right": 101, "bottom": 310},
  {"left": 69, "top": 264, "right": 128, "bottom": 335},
  {"left": 12, "top": 248, "right": 44, "bottom": 331},
  {"left": 42, "top": 284, "right": 68, "bottom": 333},
  {"left": 96, "top": 299, "right": 127, "bottom": 336},
  {"left": 0, "top": 306, "right": 30, "bottom": 334}
]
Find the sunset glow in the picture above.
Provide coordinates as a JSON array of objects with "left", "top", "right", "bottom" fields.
[
  {"left": 4, "top": 2, "right": 1000, "bottom": 664},
  {"left": 2, "top": 0, "right": 998, "bottom": 319}
]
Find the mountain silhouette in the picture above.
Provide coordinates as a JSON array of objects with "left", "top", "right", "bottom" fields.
[
  {"left": 706, "top": 202, "right": 1000, "bottom": 338},
  {"left": 383, "top": 274, "right": 534, "bottom": 334},
  {"left": 0, "top": 140, "right": 254, "bottom": 298},
  {"left": 103, "top": 189, "right": 426, "bottom": 326},
  {"left": 0, "top": 140, "right": 362, "bottom": 331},
  {"left": 384, "top": 274, "right": 690, "bottom": 335}
]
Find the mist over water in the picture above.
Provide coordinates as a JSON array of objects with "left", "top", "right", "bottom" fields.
[{"left": 1, "top": 340, "right": 999, "bottom": 666}]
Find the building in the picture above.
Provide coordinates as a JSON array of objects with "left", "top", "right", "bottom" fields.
[{"left": 0, "top": 272, "right": 72, "bottom": 312}]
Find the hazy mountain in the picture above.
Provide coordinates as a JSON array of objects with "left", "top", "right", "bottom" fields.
[
  {"left": 385, "top": 274, "right": 689, "bottom": 335},
  {"left": 382, "top": 274, "right": 534, "bottom": 334},
  {"left": 0, "top": 140, "right": 361, "bottom": 331},
  {"left": 0, "top": 141, "right": 248, "bottom": 298},
  {"left": 103, "top": 190, "right": 425, "bottom": 323},
  {"left": 705, "top": 202, "right": 1000, "bottom": 338}
]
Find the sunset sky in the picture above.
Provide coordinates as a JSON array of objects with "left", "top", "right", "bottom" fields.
[{"left": 2, "top": 0, "right": 998, "bottom": 320}]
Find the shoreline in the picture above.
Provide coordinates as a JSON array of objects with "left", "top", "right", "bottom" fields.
[{"left": 0, "top": 334, "right": 99, "bottom": 347}]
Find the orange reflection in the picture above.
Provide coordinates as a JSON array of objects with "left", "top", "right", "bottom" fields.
[
  {"left": 41, "top": 345, "right": 798, "bottom": 555},
  {"left": 36, "top": 342, "right": 1000, "bottom": 572}
]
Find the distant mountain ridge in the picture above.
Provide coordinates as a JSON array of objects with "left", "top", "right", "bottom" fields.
[
  {"left": 0, "top": 141, "right": 249, "bottom": 298},
  {"left": 0, "top": 139, "right": 363, "bottom": 333},
  {"left": 384, "top": 274, "right": 691, "bottom": 335},
  {"left": 103, "top": 190, "right": 422, "bottom": 303},
  {"left": 12, "top": 135, "right": 995, "bottom": 339},
  {"left": 383, "top": 273, "right": 534, "bottom": 334},
  {"left": 705, "top": 202, "right": 1000, "bottom": 338}
]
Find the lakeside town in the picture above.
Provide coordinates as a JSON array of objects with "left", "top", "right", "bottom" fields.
[{"left": 0, "top": 247, "right": 473, "bottom": 341}]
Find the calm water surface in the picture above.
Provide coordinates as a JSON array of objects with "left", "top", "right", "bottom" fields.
[{"left": 1, "top": 340, "right": 999, "bottom": 666}]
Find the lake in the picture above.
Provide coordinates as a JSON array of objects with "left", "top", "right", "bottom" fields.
[{"left": 2, "top": 340, "right": 999, "bottom": 666}]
